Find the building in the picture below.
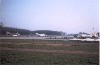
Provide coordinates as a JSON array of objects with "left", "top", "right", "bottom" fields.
[
  {"left": 36, "top": 33, "right": 47, "bottom": 37},
  {"left": 77, "top": 32, "right": 100, "bottom": 39},
  {"left": 78, "top": 33, "right": 92, "bottom": 39},
  {"left": 11, "top": 32, "right": 20, "bottom": 37},
  {"left": 92, "top": 32, "right": 100, "bottom": 38},
  {"left": 64, "top": 34, "right": 74, "bottom": 39},
  {"left": 6, "top": 31, "right": 11, "bottom": 36},
  {"left": 6, "top": 31, "right": 20, "bottom": 37},
  {"left": 96, "top": 32, "right": 100, "bottom": 38},
  {"left": 66, "top": 35, "right": 74, "bottom": 39}
]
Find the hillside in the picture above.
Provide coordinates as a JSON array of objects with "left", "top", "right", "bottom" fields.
[{"left": 0, "top": 25, "right": 65, "bottom": 36}]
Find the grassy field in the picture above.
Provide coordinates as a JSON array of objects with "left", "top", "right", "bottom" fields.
[{"left": 0, "top": 39, "right": 99, "bottom": 65}]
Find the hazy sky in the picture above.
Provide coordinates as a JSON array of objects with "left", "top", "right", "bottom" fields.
[{"left": 0, "top": 0, "right": 99, "bottom": 34}]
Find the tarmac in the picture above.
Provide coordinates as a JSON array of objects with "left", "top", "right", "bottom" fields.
[{"left": 0, "top": 37, "right": 100, "bottom": 41}]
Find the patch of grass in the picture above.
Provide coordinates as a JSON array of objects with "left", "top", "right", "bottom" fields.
[
  {"left": 0, "top": 41, "right": 99, "bottom": 52},
  {"left": 0, "top": 50, "right": 99, "bottom": 65},
  {"left": 0, "top": 39, "right": 99, "bottom": 65}
]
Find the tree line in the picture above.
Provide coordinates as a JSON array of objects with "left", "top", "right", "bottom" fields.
[{"left": 0, "top": 22, "right": 65, "bottom": 36}]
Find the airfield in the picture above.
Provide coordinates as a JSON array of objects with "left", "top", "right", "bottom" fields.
[
  {"left": 0, "top": 36, "right": 100, "bottom": 41},
  {"left": 0, "top": 36, "right": 99, "bottom": 65}
]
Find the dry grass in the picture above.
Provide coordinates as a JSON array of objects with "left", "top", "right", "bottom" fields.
[{"left": 0, "top": 39, "right": 99, "bottom": 65}]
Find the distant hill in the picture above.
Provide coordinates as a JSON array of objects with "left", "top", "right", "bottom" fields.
[
  {"left": 31, "top": 30, "right": 65, "bottom": 35},
  {"left": 0, "top": 24, "right": 65, "bottom": 36},
  {"left": 0, "top": 26, "right": 30, "bottom": 35}
]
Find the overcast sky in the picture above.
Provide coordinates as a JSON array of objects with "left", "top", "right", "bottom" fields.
[{"left": 0, "top": 0, "right": 99, "bottom": 34}]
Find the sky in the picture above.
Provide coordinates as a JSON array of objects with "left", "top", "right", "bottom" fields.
[{"left": 0, "top": 0, "right": 99, "bottom": 34}]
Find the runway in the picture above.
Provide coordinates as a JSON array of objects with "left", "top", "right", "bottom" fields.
[{"left": 0, "top": 37, "right": 99, "bottom": 41}]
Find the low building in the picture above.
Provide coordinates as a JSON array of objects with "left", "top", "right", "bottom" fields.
[
  {"left": 6, "top": 31, "right": 20, "bottom": 37},
  {"left": 78, "top": 33, "right": 92, "bottom": 39},
  {"left": 6, "top": 32, "right": 11, "bottom": 36},
  {"left": 36, "top": 33, "right": 47, "bottom": 37},
  {"left": 11, "top": 33, "right": 20, "bottom": 37},
  {"left": 91, "top": 32, "right": 100, "bottom": 38},
  {"left": 66, "top": 35, "right": 74, "bottom": 39},
  {"left": 96, "top": 32, "right": 100, "bottom": 38}
]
